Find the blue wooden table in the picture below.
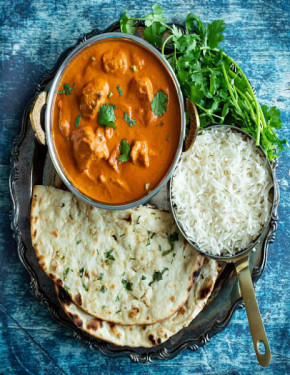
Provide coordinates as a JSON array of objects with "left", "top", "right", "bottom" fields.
[{"left": 0, "top": 1, "right": 289, "bottom": 374}]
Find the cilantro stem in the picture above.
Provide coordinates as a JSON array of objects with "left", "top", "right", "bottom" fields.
[
  {"left": 159, "top": 21, "right": 173, "bottom": 31},
  {"left": 173, "top": 45, "right": 178, "bottom": 68},
  {"left": 258, "top": 103, "right": 267, "bottom": 130},
  {"left": 195, "top": 103, "right": 224, "bottom": 120},
  {"left": 229, "top": 70, "right": 264, "bottom": 132},
  {"left": 129, "top": 17, "right": 146, "bottom": 21},
  {"left": 231, "top": 81, "right": 239, "bottom": 102},
  {"left": 219, "top": 51, "right": 261, "bottom": 144},
  {"left": 127, "top": 18, "right": 172, "bottom": 32},
  {"left": 191, "top": 67, "right": 221, "bottom": 74},
  {"left": 200, "top": 46, "right": 262, "bottom": 143},
  {"left": 162, "top": 34, "right": 174, "bottom": 55},
  {"left": 221, "top": 64, "right": 242, "bottom": 115},
  {"left": 236, "top": 87, "right": 256, "bottom": 123}
]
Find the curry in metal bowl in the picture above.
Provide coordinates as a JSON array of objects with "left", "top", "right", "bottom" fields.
[{"left": 50, "top": 35, "right": 184, "bottom": 206}]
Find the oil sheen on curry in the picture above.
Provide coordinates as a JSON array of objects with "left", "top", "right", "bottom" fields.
[{"left": 52, "top": 39, "right": 181, "bottom": 204}]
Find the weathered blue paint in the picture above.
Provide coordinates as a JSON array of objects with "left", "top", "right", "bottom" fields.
[{"left": 0, "top": 0, "right": 289, "bottom": 374}]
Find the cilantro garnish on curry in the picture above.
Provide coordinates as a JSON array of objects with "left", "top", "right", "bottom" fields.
[{"left": 52, "top": 39, "right": 181, "bottom": 204}]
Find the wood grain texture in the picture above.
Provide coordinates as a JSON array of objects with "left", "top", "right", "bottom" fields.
[{"left": 0, "top": 0, "right": 289, "bottom": 374}]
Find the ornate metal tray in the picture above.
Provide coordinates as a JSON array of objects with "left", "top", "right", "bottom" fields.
[{"left": 9, "top": 22, "right": 280, "bottom": 363}]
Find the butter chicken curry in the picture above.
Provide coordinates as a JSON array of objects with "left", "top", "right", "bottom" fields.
[{"left": 52, "top": 39, "right": 181, "bottom": 204}]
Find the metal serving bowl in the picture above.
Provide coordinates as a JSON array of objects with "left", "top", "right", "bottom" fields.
[{"left": 30, "top": 33, "right": 185, "bottom": 210}]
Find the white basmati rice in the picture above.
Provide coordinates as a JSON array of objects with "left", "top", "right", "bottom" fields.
[{"left": 171, "top": 127, "right": 273, "bottom": 256}]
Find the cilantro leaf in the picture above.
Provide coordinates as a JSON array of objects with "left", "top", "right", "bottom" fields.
[
  {"left": 120, "top": 10, "right": 136, "bottom": 34},
  {"left": 144, "top": 4, "right": 166, "bottom": 27},
  {"left": 75, "top": 115, "right": 81, "bottom": 127},
  {"left": 58, "top": 82, "right": 75, "bottom": 95},
  {"left": 98, "top": 105, "right": 117, "bottom": 128},
  {"left": 185, "top": 13, "right": 204, "bottom": 33},
  {"left": 104, "top": 249, "right": 115, "bottom": 261},
  {"left": 117, "top": 85, "right": 123, "bottom": 96},
  {"left": 151, "top": 90, "right": 168, "bottom": 117},
  {"left": 122, "top": 279, "right": 133, "bottom": 291},
  {"left": 172, "top": 24, "right": 183, "bottom": 43},
  {"left": 142, "top": 5, "right": 167, "bottom": 47},
  {"left": 189, "top": 84, "right": 204, "bottom": 103},
  {"left": 143, "top": 22, "right": 166, "bottom": 47},
  {"left": 100, "top": 286, "right": 106, "bottom": 293},
  {"left": 118, "top": 139, "right": 131, "bottom": 162},
  {"left": 123, "top": 112, "right": 136, "bottom": 127},
  {"left": 206, "top": 20, "right": 226, "bottom": 49},
  {"left": 175, "top": 34, "right": 198, "bottom": 53},
  {"left": 149, "top": 267, "right": 169, "bottom": 286},
  {"left": 63, "top": 268, "right": 70, "bottom": 280},
  {"left": 261, "top": 105, "right": 282, "bottom": 129},
  {"left": 79, "top": 267, "right": 84, "bottom": 277}
]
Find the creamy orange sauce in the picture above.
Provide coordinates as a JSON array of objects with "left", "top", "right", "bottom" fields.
[{"left": 52, "top": 39, "right": 181, "bottom": 204}]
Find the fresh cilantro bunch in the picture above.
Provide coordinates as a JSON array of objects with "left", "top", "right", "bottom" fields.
[{"left": 120, "top": 5, "right": 287, "bottom": 160}]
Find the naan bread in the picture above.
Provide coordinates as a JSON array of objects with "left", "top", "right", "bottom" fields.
[
  {"left": 56, "top": 258, "right": 219, "bottom": 347},
  {"left": 31, "top": 186, "right": 203, "bottom": 325}
]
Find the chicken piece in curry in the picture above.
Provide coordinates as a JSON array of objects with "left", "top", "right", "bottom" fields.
[{"left": 52, "top": 39, "right": 181, "bottom": 204}]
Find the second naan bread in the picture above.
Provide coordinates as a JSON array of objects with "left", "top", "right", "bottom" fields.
[{"left": 31, "top": 186, "right": 203, "bottom": 325}]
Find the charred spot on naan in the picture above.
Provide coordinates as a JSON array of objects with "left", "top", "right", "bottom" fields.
[
  {"left": 32, "top": 229, "right": 37, "bottom": 240},
  {"left": 87, "top": 319, "right": 103, "bottom": 331},
  {"left": 75, "top": 293, "right": 82, "bottom": 306},
  {"left": 148, "top": 334, "right": 157, "bottom": 345},
  {"left": 179, "top": 307, "right": 186, "bottom": 315},
  {"left": 57, "top": 287, "right": 72, "bottom": 305},
  {"left": 68, "top": 313, "right": 83, "bottom": 328},
  {"left": 198, "top": 277, "right": 214, "bottom": 300},
  {"left": 148, "top": 334, "right": 162, "bottom": 346}
]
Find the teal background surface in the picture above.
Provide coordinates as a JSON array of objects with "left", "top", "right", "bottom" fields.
[{"left": 0, "top": 1, "right": 289, "bottom": 374}]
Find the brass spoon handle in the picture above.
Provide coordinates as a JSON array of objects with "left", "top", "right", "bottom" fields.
[{"left": 235, "top": 258, "right": 271, "bottom": 367}]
